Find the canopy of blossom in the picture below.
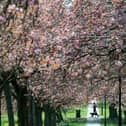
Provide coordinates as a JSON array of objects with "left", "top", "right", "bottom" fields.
[{"left": 0, "top": 0, "right": 126, "bottom": 107}]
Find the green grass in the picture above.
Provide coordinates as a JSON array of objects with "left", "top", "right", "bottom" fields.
[
  {"left": 58, "top": 105, "right": 87, "bottom": 126},
  {"left": 98, "top": 101, "right": 126, "bottom": 126},
  {"left": 2, "top": 105, "right": 87, "bottom": 126},
  {"left": 63, "top": 105, "right": 87, "bottom": 119},
  {"left": 4, "top": 103, "right": 126, "bottom": 126},
  {"left": 67, "top": 120, "right": 86, "bottom": 126},
  {"left": 69, "top": 122, "right": 85, "bottom": 126},
  {"left": 1, "top": 113, "right": 18, "bottom": 126},
  {"left": 100, "top": 119, "right": 126, "bottom": 126},
  {"left": 98, "top": 101, "right": 109, "bottom": 119},
  {"left": 58, "top": 119, "right": 86, "bottom": 126}
]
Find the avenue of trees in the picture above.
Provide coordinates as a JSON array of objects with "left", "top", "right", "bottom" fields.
[{"left": 0, "top": 0, "right": 126, "bottom": 126}]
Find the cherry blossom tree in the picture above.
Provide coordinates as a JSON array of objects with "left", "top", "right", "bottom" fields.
[{"left": 0, "top": 0, "right": 126, "bottom": 126}]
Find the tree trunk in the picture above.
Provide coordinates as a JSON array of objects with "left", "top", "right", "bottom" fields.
[
  {"left": 4, "top": 83, "right": 15, "bottom": 126},
  {"left": 11, "top": 76, "right": 42, "bottom": 126},
  {"left": 124, "top": 111, "right": 126, "bottom": 124},
  {"left": 32, "top": 101, "right": 37, "bottom": 126},
  {"left": 28, "top": 96, "right": 43, "bottom": 126},
  {"left": 44, "top": 105, "right": 56, "bottom": 126},
  {"left": 101, "top": 105, "right": 103, "bottom": 115},
  {"left": 56, "top": 108, "right": 63, "bottom": 123},
  {"left": 17, "top": 87, "right": 28, "bottom": 126},
  {"left": 0, "top": 91, "right": 1, "bottom": 126},
  {"left": 50, "top": 108, "right": 56, "bottom": 126},
  {"left": 34, "top": 102, "right": 43, "bottom": 126},
  {"left": 11, "top": 78, "right": 29, "bottom": 126},
  {"left": 44, "top": 105, "right": 50, "bottom": 126},
  {"left": 28, "top": 96, "right": 33, "bottom": 126},
  {"left": 109, "top": 103, "right": 118, "bottom": 119}
]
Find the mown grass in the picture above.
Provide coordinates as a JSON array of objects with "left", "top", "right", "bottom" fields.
[
  {"left": 98, "top": 101, "right": 126, "bottom": 126},
  {"left": 1, "top": 113, "right": 18, "bottom": 126},
  {"left": 63, "top": 105, "right": 87, "bottom": 119},
  {"left": 100, "top": 119, "right": 126, "bottom": 126},
  {"left": 2, "top": 105, "right": 87, "bottom": 126},
  {"left": 3, "top": 103, "right": 126, "bottom": 126},
  {"left": 58, "top": 105, "right": 87, "bottom": 126},
  {"left": 98, "top": 101, "right": 109, "bottom": 119},
  {"left": 58, "top": 119, "right": 86, "bottom": 126}
]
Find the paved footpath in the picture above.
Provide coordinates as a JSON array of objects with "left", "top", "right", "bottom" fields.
[{"left": 86, "top": 100, "right": 101, "bottom": 126}]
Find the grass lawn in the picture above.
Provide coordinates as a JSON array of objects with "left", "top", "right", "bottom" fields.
[
  {"left": 63, "top": 105, "right": 87, "bottom": 119},
  {"left": 58, "top": 119, "right": 86, "bottom": 126},
  {"left": 69, "top": 122, "right": 85, "bottom": 126},
  {"left": 3, "top": 102, "right": 126, "bottom": 126},
  {"left": 1, "top": 113, "right": 18, "bottom": 126},
  {"left": 2, "top": 105, "right": 87, "bottom": 126},
  {"left": 58, "top": 105, "right": 87, "bottom": 126},
  {"left": 100, "top": 119, "right": 126, "bottom": 126},
  {"left": 98, "top": 101, "right": 126, "bottom": 126}
]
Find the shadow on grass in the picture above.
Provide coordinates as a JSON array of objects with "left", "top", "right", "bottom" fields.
[
  {"left": 100, "top": 118, "right": 126, "bottom": 126},
  {"left": 58, "top": 118, "right": 87, "bottom": 126},
  {"left": 86, "top": 117, "right": 101, "bottom": 124}
]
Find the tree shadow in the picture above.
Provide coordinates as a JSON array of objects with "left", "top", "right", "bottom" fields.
[{"left": 86, "top": 117, "right": 101, "bottom": 124}]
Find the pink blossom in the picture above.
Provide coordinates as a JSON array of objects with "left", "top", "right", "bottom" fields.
[
  {"left": 7, "top": 4, "right": 16, "bottom": 12},
  {"left": 29, "top": 30, "right": 40, "bottom": 41},
  {"left": 115, "top": 60, "right": 123, "bottom": 67},
  {"left": 34, "top": 48, "right": 41, "bottom": 54},
  {"left": 0, "top": 16, "right": 6, "bottom": 24}
]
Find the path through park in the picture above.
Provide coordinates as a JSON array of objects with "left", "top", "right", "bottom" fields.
[{"left": 86, "top": 100, "right": 101, "bottom": 126}]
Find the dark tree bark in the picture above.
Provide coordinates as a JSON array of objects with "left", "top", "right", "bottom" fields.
[
  {"left": 101, "top": 105, "right": 103, "bottom": 115},
  {"left": 124, "top": 111, "right": 126, "bottom": 124},
  {"left": 50, "top": 108, "right": 56, "bottom": 126},
  {"left": 0, "top": 79, "right": 2, "bottom": 126},
  {"left": 4, "top": 83, "right": 15, "bottom": 126},
  {"left": 27, "top": 96, "right": 43, "bottom": 126},
  {"left": 17, "top": 86, "right": 28, "bottom": 126},
  {"left": 11, "top": 77, "right": 29, "bottom": 126},
  {"left": 109, "top": 103, "right": 118, "bottom": 119},
  {"left": 56, "top": 108, "right": 63, "bottom": 123},
  {"left": 0, "top": 90, "right": 1, "bottom": 126},
  {"left": 28, "top": 96, "right": 33, "bottom": 126},
  {"left": 35, "top": 105, "right": 43, "bottom": 126},
  {"left": 44, "top": 105, "right": 50, "bottom": 126},
  {"left": 44, "top": 105, "right": 56, "bottom": 126},
  {"left": 33, "top": 101, "right": 43, "bottom": 126},
  {"left": 32, "top": 100, "right": 36, "bottom": 126},
  {"left": 11, "top": 76, "right": 43, "bottom": 126}
]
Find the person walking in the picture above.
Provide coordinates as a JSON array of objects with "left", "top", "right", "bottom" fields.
[
  {"left": 93, "top": 102, "right": 97, "bottom": 114},
  {"left": 92, "top": 102, "right": 99, "bottom": 117}
]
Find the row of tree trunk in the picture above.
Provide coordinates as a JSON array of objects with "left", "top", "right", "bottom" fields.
[
  {"left": 101, "top": 102, "right": 126, "bottom": 123},
  {"left": 1, "top": 78, "right": 63, "bottom": 126},
  {"left": 1, "top": 71, "right": 126, "bottom": 126},
  {"left": 2, "top": 84, "right": 126, "bottom": 126}
]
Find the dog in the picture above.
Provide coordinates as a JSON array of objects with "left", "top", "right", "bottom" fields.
[{"left": 90, "top": 112, "right": 99, "bottom": 117}]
